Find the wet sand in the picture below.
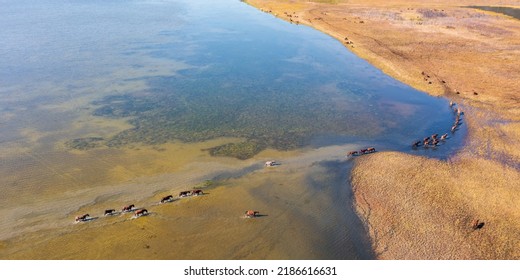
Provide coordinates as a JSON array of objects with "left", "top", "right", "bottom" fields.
[
  {"left": 246, "top": 0, "right": 520, "bottom": 259},
  {"left": 1, "top": 144, "right": 374, "bottom": 259}
]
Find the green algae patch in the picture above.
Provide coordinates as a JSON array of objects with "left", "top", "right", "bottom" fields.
[{"left": 206, "top": 141, "right": 266, "bottom": 160}]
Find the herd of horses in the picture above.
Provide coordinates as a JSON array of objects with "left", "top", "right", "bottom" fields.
[
  {"left": 412, "top": 101, "right": 463, "bottom": 149},
  {"left": 74, "top": 189, "right": 204, "bottom": 223},
  {"left": 77, "top": 101, "right": 469, "bottom": 225},
  {"left": 346, "top": 147, "right": 376, "bottom": 157}
]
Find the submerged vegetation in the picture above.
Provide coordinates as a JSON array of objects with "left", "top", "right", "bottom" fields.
[{"left": 66, "top": 75, "right": 383, "bottom": 159}]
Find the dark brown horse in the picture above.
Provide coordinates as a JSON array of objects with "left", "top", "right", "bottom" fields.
[
  {"left": 366, "top": 147, "right": 376, "bottom": 153},
  {"left": 191, "top": 189, "right": 203, "bottom": 196},
  {"left": 161, "top": 195, "right": 174, "bottom": 203},
  {"left": 75, "top": 214, "right": 90, "bottom": 222},
  {"left": 104, "top": 209, "right": 116, "bottom": 216},
  {"left": 179, "top": 191, "right": 191, "bottom": 197},
  {"left": 472, "top": 219, "right": 484, "bottom": 230}
]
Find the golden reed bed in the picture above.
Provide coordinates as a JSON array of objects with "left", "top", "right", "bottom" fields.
[{"left": 246, "top": 0, "right": 520, "bottom": 259}]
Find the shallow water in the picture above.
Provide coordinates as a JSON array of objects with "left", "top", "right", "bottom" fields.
[
  {"left": 0, "top": 0, "right": 466, "bottom": 259},
  {"left": 468, "top": 6, "right": 520, "bottom": 20}
]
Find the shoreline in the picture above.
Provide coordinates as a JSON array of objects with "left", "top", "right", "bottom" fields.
[{"left": 245, "top": 0, "right": 520, "bottom": 259}]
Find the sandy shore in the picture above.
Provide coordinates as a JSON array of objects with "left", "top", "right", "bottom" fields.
[{"left": 246, "top": 0, "right": 520, "bottom": 259}]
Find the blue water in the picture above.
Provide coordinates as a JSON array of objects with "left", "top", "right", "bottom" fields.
[{"left": 0, "top": 0, "right": 464, "bottom": 158}]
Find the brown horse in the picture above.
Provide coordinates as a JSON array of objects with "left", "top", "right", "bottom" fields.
[
  {"left": 347, "top": 151, "right": 359, "bottom": 156},
  {"left": 122, "top": 204, "right": 135, "bottom": 212},
  {"left": 245, "top": 210, "right": 259, "bottom": 218},
  {"left": 366, "top": 147, "right": 376, "bottom": 153},
  {"left": 134, "top": 209, "right": 148, "bottom": 217},
  {"left": 104, "top": 209, "right": 116, "bottom": 216},
  {"left": 440, "top": 133, "right": 448, "bottom": 140},
  {"left": 412, "top": 141, "right": 421, "bottom": 148}
]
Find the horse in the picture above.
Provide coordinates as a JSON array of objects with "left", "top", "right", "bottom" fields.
[
  {"left": 472, "top": 219, "right": 484, "bottom": 230},
  {"left": 347, "top": 151, "right": 359, "bottom": 156},
  {"left": 423, "top": 136, "right": 430, "bottom": 142},
  {"left": 161, "top": 195, "right": 174, "bottom": 203},
  {"left": 366, "top": 147, "right": 376, "bottom": 153},
  {"left": 360, "top": 149, "right": 368, "bottom": 154},
  {"left": 75, "top": 214, "right": 90, "bottom": 222},
  {"left": 134, "top": 209, "right": 148, "bottom": 217},
  {"left": 412, "top": 141, "right": 421, "bottom": 148},
  {"left": 265, "top": 161, "right": 277, "bottom": 166},
  {"left": 449, "top": 101, "right": 455, "bottom": 107},
  {"left": 451, "top": 125, "right": 457, "bottom": 132},
  {"left": 179, "top": 191, "right": 191, "bottom": 197},
  {"left": 122, "top": 204, "right": 135, "bottom": 212},
  {"left": 245, "top": 210, "right": 259, "bottom": 218},
  {"left": 191, "top": 190, "right": 203, "bottom": 196},
  {"left": 440, "top": 133, "right": 448, "bottom": 140},
  {"left": 431, "top": 133, "right": 438, "bottom": 139},
  {"left": 104, "top": 209, "right": 116, "bottom": 216}
]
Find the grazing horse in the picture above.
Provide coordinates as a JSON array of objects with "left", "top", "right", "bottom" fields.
[
  {"left": 75, "top": 214, "right": 90, "bottom": 222},
  {"left": 179, "top": 191, "right": 191, "bottom": 197},
  {"left": 440, "top": 133, "right": 448, "bottom": 140},
  {"left": 134, "top": 209, "right": 148, "bottom": 217},
  {"left": 412, "top": 141, "right": 421, "bottom": 148},
  {"left": 122, "top": 204, "right": 135, "bottom": 212},
  {"left": 472, "top": 219, "right": 484, "bottom": 230},
  {"left": 161, "top": 195, "right": 174, "bottom": 203},
  {"left": 104, "top": 209, "right": 116, "bottom": 216},
  {"left": 347, "top": 151, "right": 359, "bottom": 156},
  {"left": 245, "top": 210, "right": 259, "bottom": 218},
  {"left": 191, "top": 189, "right": 203, "bottom": 196}
]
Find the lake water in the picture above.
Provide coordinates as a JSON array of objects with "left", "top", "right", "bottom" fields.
[
  {"left": 469, "top": 6, "right": 520, "bottom": 20},
  {"left": 0, "top": 0, "right": 465, "bottom": 259}
]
